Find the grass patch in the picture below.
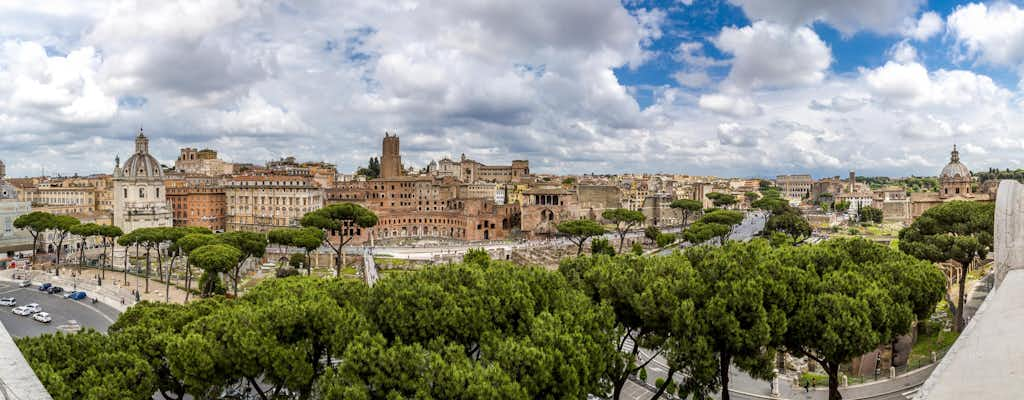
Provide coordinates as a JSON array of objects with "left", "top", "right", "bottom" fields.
[{"left": 908, "top": 328, "right": 959, "bottom": 369}]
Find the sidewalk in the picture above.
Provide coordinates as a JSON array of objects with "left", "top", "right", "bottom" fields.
[{"left": 0, "top": 266, "right": 194, "bottom": 313}]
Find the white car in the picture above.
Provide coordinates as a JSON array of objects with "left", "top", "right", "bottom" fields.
[
  {"left": 32, "top": 312, "right": 52, "bottom": 323},
  {"left": 18, "top": 280, "right": 31, "bottom": 288},
  {"left": 0, "top": 297, "right": 15, "bottom": 307},
  {"left": 22, "top": 303, "right": 41, "bottom": 314},
  {"left": 12, "top": 306, "right": 30, "bottom": 316}
]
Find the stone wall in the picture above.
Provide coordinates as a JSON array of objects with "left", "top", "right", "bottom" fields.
[{"left": 994, "top": 180, "right": 1024, "bottom": 288}]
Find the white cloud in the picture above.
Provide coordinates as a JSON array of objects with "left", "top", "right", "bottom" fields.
[
  {"left": 888, "top": 40, "right": 918, "bottom": 63},
  {"left": 1, "top": 41, "right": 117, "bottom": 126},
  {"left": 809, "top": 96, "right": 868, "bottom": 112},
  {"left": 861, "top": 61, "right": 1009, "bottom": 108},
  {"left": 716, "top": 122, "right": 763, "bottom": 147},
  {"left": 200, "top": 90, "right": 312, "bottom": 135},
  {"left": 963, "top": 143, "right": 988, "bottom": 155},
  {"left": 713, "top": 21, "right": 831, "bottom": 90},
  {"left": 948, "top": 2, "right": 1024, "bottom": 69},
  {"left": 698, "top": 93, "right": 763, "bottom": 118},
  {"left": 727, "top": 0, "right": 925, "bottom": 35},
  {"left": 902, "top": 11, "right": 944, "bottom": 40},
  {"left": 673, "top": 71, "right": 712, "bottom": 88}
]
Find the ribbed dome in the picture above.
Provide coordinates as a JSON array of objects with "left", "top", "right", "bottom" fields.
[
  {"left": 940, "top": 145, "right": 970, "bottom": 180},
  {"left": 122, "top": 153, "right": 164, "bottom": 178},
  {"left": 115, "top": 129, "right": 163, "bottom": 178},
  {"left": 940, "top": 162, "right": 970, "bottom": 179}
]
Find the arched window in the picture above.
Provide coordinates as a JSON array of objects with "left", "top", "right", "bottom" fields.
[
  {"left": 139, "top": 188, "right": 145, "bottom": 198},
  {"left": 156, "top": 188, "right": 160, "bottom": 197}
]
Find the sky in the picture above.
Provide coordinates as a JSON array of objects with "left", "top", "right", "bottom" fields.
[{"left": 2, "top": 0, "right": 1024, "bottom": 179}]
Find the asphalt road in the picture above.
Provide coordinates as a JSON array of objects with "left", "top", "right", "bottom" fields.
[{"left": 0, "top": 281, "right": 120, "bottom": 338}]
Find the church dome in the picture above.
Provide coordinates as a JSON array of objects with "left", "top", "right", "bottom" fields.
[
  {"left": 940, "top": 145, "right": 970, "bottom": 180},
  {"left": 116, "top": 129, "right": 164, "bottom": 178}
]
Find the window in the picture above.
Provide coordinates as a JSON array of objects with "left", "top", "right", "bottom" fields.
[
  {"left": 123, "top": 188, "right": 128, "bottom": 198},
  {"left": 139, "top": 188, "right": 145, "bottom": 198}
]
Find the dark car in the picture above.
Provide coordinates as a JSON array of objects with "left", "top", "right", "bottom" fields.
[
  {"left": 47, "top": 286, "right": 64, "bottom": 294},
  {"left": 37, "top": 283, "right": 51, "bottom": 291},
  {"left": 65, "top": 291, "right": 87, "bottom": 300}
]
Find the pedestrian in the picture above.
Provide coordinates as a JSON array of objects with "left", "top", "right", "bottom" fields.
[
  {"left": 120, "top": 297, "right": 125, "bottom": 305},
  {"left": 804, "top": 379, "right": 810, "bottom": 393}
]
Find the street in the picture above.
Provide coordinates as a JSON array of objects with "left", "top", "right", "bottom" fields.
[{"left": 0, "top": 281, "right": 120, "bottom": 338}]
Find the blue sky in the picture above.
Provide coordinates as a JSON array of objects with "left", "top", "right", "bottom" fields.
[{"left": 2, "top": 0, "right": 1024, "bottom": 179}]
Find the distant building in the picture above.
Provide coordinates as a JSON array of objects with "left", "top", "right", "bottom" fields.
[
  {"left": 165, "top": 176, "right": 227, "bottom": 231},
  {"left": 776, "top": 174, "right": 813, "bottom": 201},
  {"left": 224, "top": 175, "right": 324, "bottom": 232},
  {"left": 907, "top": 145, "right": 992, "bottom": 219},
  {"left": 175, "top": 148, "right": 233, "bottom": 176},
  {"left": 112, "top": 129, "right": 173, "bottom": 232}
]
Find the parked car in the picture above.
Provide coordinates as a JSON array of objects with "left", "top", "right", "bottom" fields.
[
  {"left": 18, "top": 280, "right": 31, "bottom": 288},
  {"left": 13, "top": 303, "right": 41, "bottom": 316},
  {"left": 37, "top": 283, "right": 51, "bottom": 291},
  {"left": 32, "top": 312, "right": 52, "bottom": 323},
  {"left": 65, "top": 291, "right": 87, "bottom": 300},
  {"left": 0, "top": 297, "right": 15, "bottom": 306},
  {"left": 47, "top": 286, "right": 64, "bottom": 294}
]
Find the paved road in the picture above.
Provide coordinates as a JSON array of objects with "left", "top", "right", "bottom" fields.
[{"left": 0, "top": 281, "right": 120, "bottom": 338}]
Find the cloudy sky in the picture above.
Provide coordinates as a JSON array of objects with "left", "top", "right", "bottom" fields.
[{"left": 1, "top": 0, "right": 1023, "bottom": 178}]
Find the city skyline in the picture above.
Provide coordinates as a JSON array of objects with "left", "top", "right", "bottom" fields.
[{"left": 2, "top": 1, "right": 1023, "bottom": 178}]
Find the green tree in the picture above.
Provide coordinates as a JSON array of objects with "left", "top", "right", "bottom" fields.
[
  {"left": 765, "top": 211, "right": 811, "bottom": 244},
  {"left": 301, "top": 203, "right": 379, "bottom": 277},
  {"left": 591, "top": 237, "right": 616, "bottom": 256},
  {"left": 288, "top": 252, "right": 306, "bottom": 268},
  {"left": 644, "top": 226, "right": 661, "bottom": 245},
  {"left": 175, "top": 233, "right": 220, "bottom": 301},
  {"left": 670, "top": 199, "right": 703, "bottom": 227},
  {"left": 834, "top": 200, "right": 850, "bottom": 212},
  {"left": 752, "top": 195, "right": 791, "bottom": 215},
  {"left": 17, "top": 330, "right": 157, "bottom": 400},
  {"left": 706, "top": 192, "right": 738, "bottom": 209},
  {"left": 13, "top": 211, "right": 54, "bottom": 262},
  {"left": 463, "top": 248, "right": 491, "bottom": 267},
  {"left": 779, "top": 238, "right": 945, "bottom": 400},
  {"left": 602, "top": 208, "right": 645, "bottom": 253},
  {"left": 556, "top": 219, "right": 607, "bottom": 256},
  {"left": 685, "top": 240, "right": 792, "bottom": 400},
  {"left": 97, "top": 225, "right": 124, "bottom": 285},
  {"left": 369, "top": 262, "right": 614, "bottom": 399},
  {"left": 898, "top": 201, "right": 994, "bottom": 332},
  {"left": 356, "top": 157, "right": 380, "bottom": 178},
  {"left": 50, "top": 215, "right": 81, "bottom": 270},
  {"left": 68, "top": 223, "right": 102, "bottom": 278},
  {"left": 269, "top": 227, "right": 324, "bottom": 275},
  {"left": 858, "top": 206, "right": 883, "bottom": 224},
  {"left": 218, "top": 231, "right": 268, "bottom": 296},
  {"left": 559, "top": 254, "right": 714, "bottom": 399},
  {"left": 189, "top": 244, "right": 241, "bottom": 297},
  {"left": 684, "top": 210, "right": 744, "bottom": 245}
]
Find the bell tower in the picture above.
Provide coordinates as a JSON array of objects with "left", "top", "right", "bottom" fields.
[{"left": 380, "top": 132, "right": 402, "bottom": 179}]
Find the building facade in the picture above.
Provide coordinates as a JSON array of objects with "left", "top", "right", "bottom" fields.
[
  {"left": 776, "top": 174, "right": 813, "bottom": 201},
  {"left": 166, "top": 177, "right": 227, "bottom": 231},
  {"left": 224, "top": 175, "right": 324, "bottom": 232},
  {"left": 112, "top": 130, "right": 173, "bottom": 232}
]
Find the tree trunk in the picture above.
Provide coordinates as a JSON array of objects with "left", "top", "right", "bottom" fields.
[
  {"left": 648, "top": 368, "right": 677, "bottom": 400},
  {"left": 721, "top": 352, "right": 732, "bottom": 400},
  {"left": 145, "top": 247, "right": 151, "bottom": 293},
  {"left": 617, "top": 230, "right": 626, "bottom": 253},
  {"left": 123, "top": 246, "right": 129, "bottom": 284},
  {"left": 575, "top": 239, "right": 584, "bottom": 256},
  {"left": 954, "top": 259, "right": 972, "bottom": 332},
  {"left": 166, "top": 253, "right": 176, "bottom": 303},
  {"left": 827, "top": 361, "right": 842, "bottom": 400},
  {"left": 184, "top": 260, "right": 191, "bottom": 303}
]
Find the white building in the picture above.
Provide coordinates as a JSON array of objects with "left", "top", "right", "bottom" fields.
[{"left": 112, "top": 130, "right": 173, "bottom": 232}]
